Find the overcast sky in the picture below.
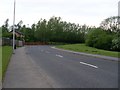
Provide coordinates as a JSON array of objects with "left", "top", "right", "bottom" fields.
[{"left": 1, "top": 0, "right": 119, "bottom": 27}]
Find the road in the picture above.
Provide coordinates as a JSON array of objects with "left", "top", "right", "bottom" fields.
[{"left": 3, "top": 45, "right": 118, "bottom": 88}]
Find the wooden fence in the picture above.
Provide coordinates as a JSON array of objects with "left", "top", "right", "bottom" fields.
[
  {"left": 1, "top": 37, "right": 24, "bottom": 47},
  {"left": 25, "top": 42, "right": 48, "bottom": 45}
]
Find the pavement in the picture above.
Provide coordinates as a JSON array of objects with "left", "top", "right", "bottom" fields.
[
  {"left": 3, "top": 45, "right": 118, "bottom": 88},
  {"left": 3, "top": 46, "right": 58, "bottom": 88}
]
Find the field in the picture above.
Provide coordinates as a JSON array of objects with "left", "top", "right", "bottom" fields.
[
  {"left": 2, "top": 46, "right": 12, "bottom": 80},
  {"left": 56, "top": 44, "right": 119, "bottom": 58}
]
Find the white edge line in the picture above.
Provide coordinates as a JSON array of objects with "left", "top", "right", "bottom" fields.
[
  {"left": 56, "top": 54, "right": 63, "bottom": 58},
  {"left": 51, "top": 47, "right": 55, "bottom": 49},
  {"left": 80, "top": 62, "right": 98, "bottom": 68},
  {"left": 51, "top": 47, "right": 119, "bottom": 61}
]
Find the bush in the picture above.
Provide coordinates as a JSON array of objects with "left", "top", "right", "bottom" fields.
[
  {"left": 85, "top": 28, "right": 113, "bottom": 50},
  {"left": 93, "top": 34, "right": 113, "bottom": 50},
  {"left": 111, "top": 34, "right": 120, "bottom": 51}
]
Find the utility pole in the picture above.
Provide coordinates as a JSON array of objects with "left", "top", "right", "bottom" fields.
[
  {"left": 13, "top": 0, "right": 16, "bottom": 54},
  {"left": 118, "top": 1, "right": 120, "bottom": 16}
]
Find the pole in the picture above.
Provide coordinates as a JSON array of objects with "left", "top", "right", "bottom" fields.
[
  {"left": 13, "top": 0, "right": 16, "bottom": 54},
  {"left": 118, "top": 1, "right": 120, "bottom": 17}
]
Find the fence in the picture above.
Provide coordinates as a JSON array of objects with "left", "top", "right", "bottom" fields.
[
  {"left": 1, "top": 37, "right": 24, "bottom": 47},
  {"left": 25, "top": 42, "right": 48, "bottom": 45}
]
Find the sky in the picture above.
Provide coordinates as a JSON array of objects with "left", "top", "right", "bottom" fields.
[{"left": 1, "top": 0, "right": 119, "bottom": 27}]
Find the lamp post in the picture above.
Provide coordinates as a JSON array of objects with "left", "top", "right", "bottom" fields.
[
  {"left": 13, "top": 0, "right": 16, "bottom": 54},
  {"left": 118, "top": 1, "right": 120, "bottom": 16}
]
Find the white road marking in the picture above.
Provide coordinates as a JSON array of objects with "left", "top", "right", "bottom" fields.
[
  {"left": 46, "top": 51, "right": 50, "bottom": 53},
  {"left": 56, "top": 54, "right": 63, "bottom": 58},
  {"left": 80, "top": 62, "right": 98, "bottom": 68},
  {"left": 41, "top": 50, "right": 43, "bottom": 52},
  {"left": 51, "top": 47, "right": 55, "bottom": 49}
]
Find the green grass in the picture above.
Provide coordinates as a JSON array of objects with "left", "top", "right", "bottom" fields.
[
  {"left": 0, "top": 46, "right": 2, "bottom": 80},
  {"left": 56, "top": 44, "right": 119, "bottom": 58},
  {"left": 2, "top": 46, "right": 12, "bottom": 80},
  {"left": 48, "top": 42, "right": 68, "bottom": 45}
]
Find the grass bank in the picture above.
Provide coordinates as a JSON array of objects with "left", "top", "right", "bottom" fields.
[
  {"left": 0, "top": 47, "right": 2, "bottom": 80},
  {"left": 48, "top": 42, "right": 67, "bottom": 45},
  {"left": 56, "top": 44, "right": 119, "bottom": 58},
  {"left": 2, "top": 46, "right": 12, "bottom": 80}
]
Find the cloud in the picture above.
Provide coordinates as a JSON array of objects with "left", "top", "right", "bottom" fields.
[{"left": 0, "top": 0, "right": 118, "bottom": 27}]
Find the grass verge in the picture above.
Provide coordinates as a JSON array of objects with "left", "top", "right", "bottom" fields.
[
  {"left": 2, "top": 46, "right": 12, "bottom": 80},
  {"left": 0, "top": 47, "right": 2, "bottom": 80},
  {"left": 56, "top": 44, "right": 119, "bottom": 58},
  {"left": 48, "top": 42, "right": 68, "bottom": 45}
]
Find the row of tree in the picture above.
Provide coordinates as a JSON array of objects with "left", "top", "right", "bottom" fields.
[
  {"left": 1, "top": 16, "right": 120, "bottom": 51},
  {"left": 20, "top": 16, "right": 92, "bottom": 43}
]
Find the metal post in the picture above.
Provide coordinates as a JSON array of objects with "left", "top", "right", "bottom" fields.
[
  {"left": 118, "top": 1, "right": 120, "bottom": 31},
  {"left": 118, "top": 1, "right": 120, "bottom": 17},
  {"left": 13, "top": 0, "right": 16, "bottom": 54}
]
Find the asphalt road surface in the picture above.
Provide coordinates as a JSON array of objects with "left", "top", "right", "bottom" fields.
[{"left": 3, "top": 45, "right": 118, "bottom": 88}]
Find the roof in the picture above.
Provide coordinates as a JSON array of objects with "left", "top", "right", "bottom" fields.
[{"left": 10, "top": 30, "right": 24, "bottom": 35}]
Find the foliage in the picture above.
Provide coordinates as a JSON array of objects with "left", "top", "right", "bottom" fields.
[
  {"left": 1, "top": 19, "right": 24, "bottom": 41},
  {"left": 57, "top": 44, "right": 119, "bottom": 58},
  {"left": 2, "top": 19, "right": 12, "bottom": 38},
  {"left": 0, "top": 46, "right": 2, "bottom": 80},
  {"left": 100, "top": 16, "right": 120, "bottom": 33},
  {"left": 99, "top": 16, "right": 120, "bottom": 51},
  {"left": 85, "top": 28, "right": 113, "bottom": 50},
  {"left": 1, "top": 16, "right": 119, "bottom": 52},
  {"left": 20, "top": 16, "right": 89, "bottom": 43},
  {"left": 111, "top": 32, "right": 120, "bottom": 51},
  {"left": 85, "top": 16, "right": 120, "bottom": 52}
]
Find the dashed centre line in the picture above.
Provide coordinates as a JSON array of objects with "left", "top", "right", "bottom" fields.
[
  {"left": 56, "top": 54, "right": 63, "bottom": 58},
  {"left": 46, "top": 51, "right": 50, "bottom": 53},
  {"left": 80, "top": 62, "right": 98, "bottom": 68}
]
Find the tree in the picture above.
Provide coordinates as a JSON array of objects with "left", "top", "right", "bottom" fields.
[
  {"left": 111, "top": 32, "right": 120, "bottom": 51},
  {"left": 100, "top": 16, "right": 120, "bottom": 33},
  {"left": 32, "top": 16, "right": 87, "bottom": 43},
  {"left": 2, "top": 19, "right": 12, "bottom": 38},
  {"left": 35, "top": 19, "right": 48, "bottom": 42},
  {"left": 16, "top": 20, "right": 23, "bottom": 31}
]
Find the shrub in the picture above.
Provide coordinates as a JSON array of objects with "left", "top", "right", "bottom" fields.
[
  {"left": 85, "top": 28, "right": 113, "bottom": 50},
  {"left": 111, "top": 34, "right": 120, "bottom": 51},
  {"left": 93, "top": 34, "right": 113, "bottom": 50}
]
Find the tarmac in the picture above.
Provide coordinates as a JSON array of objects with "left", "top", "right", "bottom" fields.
[{"left": 2, "top": 46, "right": 119, "bottom": 88}]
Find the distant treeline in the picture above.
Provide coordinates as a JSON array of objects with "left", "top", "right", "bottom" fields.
[
  {"left": 20, "top": 16, "right": 90, "bottom": 43},
  {"left": 1, "top": 16, "right": 120, "bottom": 51}
]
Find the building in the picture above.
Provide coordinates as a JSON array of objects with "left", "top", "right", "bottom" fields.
[{"left": 10, "top": 30, "right": 24, "bottom": 39}]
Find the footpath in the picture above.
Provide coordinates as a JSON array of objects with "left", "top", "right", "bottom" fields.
[{"left": 2, "top": 47, "right": 56, "bottom": 88}]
